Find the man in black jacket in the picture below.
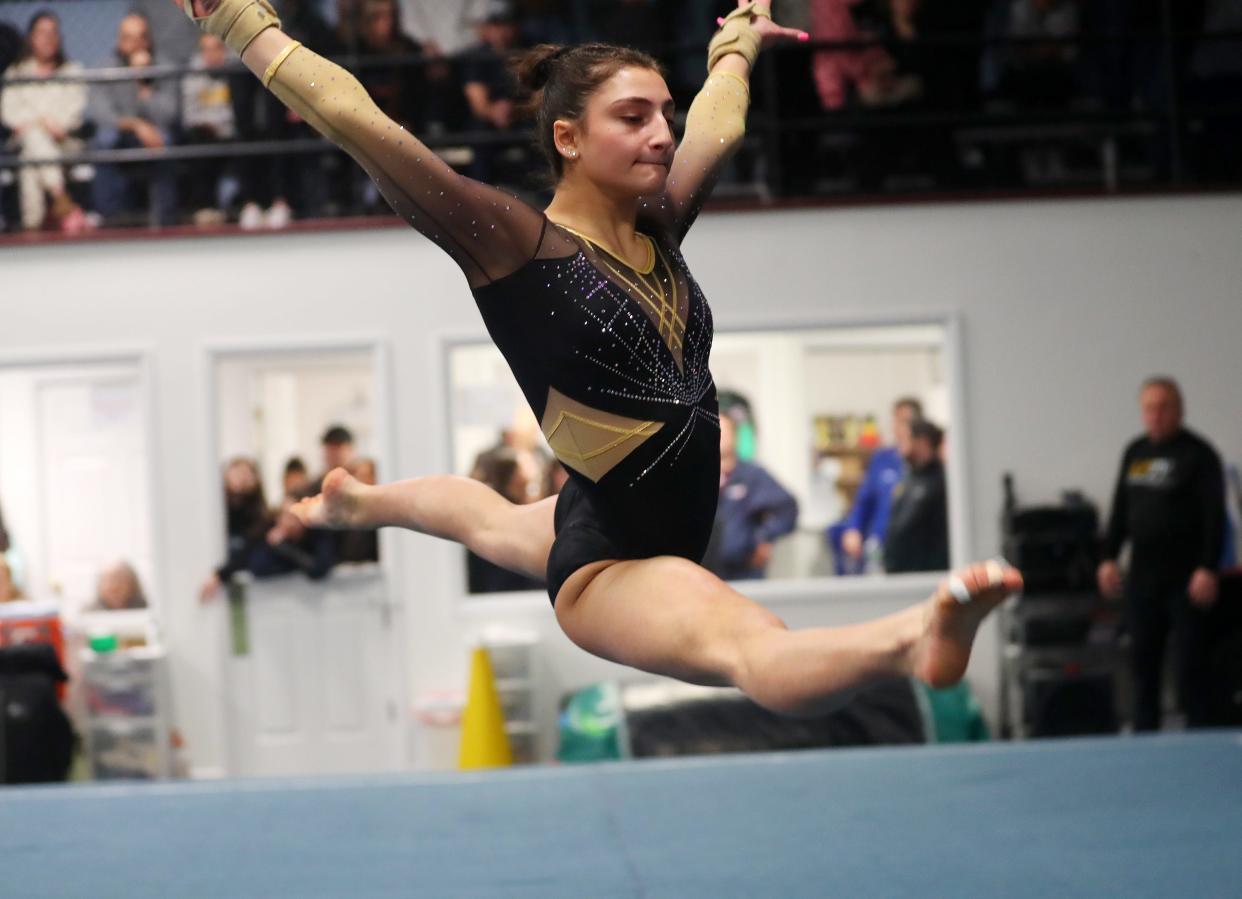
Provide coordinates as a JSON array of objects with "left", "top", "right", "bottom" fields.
[
  {"left": 884, "top": 418, "right": 949, "bottom": 574},
  {"left": 1097, "top": 376, "right": 1226, "bottom": 730}
]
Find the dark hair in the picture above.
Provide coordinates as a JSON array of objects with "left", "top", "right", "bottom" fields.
[
  {"left": 1140, "top": 375, "right": 1183, "bottom": 410},
  {"left": 223, "top": 457, "right": 271, "bottom": 542},
  {"left": 284, "top": 456, "right": 307, "bottom": 476},
  {"left": 20, "top": 10, "right": 66, "bottom": 68},
  {"left": 471, "top": 446, "right": 523, "bottom": 502},
  {"left": 909, "top": 418, "right": 944, "bottom": 450},
  {"left": 322, "top": 424, "right": 354, "bottom": 446},
  {"left": 510, "top": 42, "right": 664, "bottom": 180},
  {"left": 893, "top": 396, "right": 923, "bottom": 417}
]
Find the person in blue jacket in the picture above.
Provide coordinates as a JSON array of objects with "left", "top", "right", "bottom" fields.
[
  {"left": 835, "top": 397, "right": 923, "bottom": 574},
  {"left": 703, "top": 413, "right": 799, "bottom": 581}
]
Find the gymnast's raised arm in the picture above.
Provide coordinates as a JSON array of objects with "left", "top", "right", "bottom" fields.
[
  {"left": 656, "top": 2, "right": 806, "bottom": 241},
  {"left": 174, "top": 0, "right": 545, "bottom": 287}
]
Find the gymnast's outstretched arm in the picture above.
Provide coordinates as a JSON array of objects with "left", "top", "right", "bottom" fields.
[
  {"left": 174, "top": 0, "right": 546, "bottom": 287},
  {"left": 655, "top": 2, "right": 806, "bottom": 241}
]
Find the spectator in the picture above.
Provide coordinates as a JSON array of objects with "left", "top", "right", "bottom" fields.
[
  {"left": 0, "top": 499, "right": 9, "bottom": 553},
  {"left": 312, "top": 426, "right": 380, "bottom": 563},
  {"left": 461, "top": 2, "right": 527, "bottom": 183},
  {"left": 399, "top": 0, "right": 474, "bottom": 54},
  {"left": 346, "top": 0, "right": 432, "bottom": 212},
  {"left": 466, "top": 445, "right": 542, "bottom": 592},
  {"left": 282, "top": 456, "right": 310, "bottom": 503},
  {"left": 883, "top": 417, "right": 949, "bottom": 574},
  {"left": 333, "top": 0, "right": 363, "bottom": 53},
  {"left": 512, "top": 0, "right": 573, "bottom": 46},
  {"left": 1097, "top": 376, "right": 1226, "bottom": 731},
  {"left": 130, "top": 0, "right": 199, "bottom": 70},
  {"left": 316, "top": 424, "right": 358, "bottom": 486},
  {"left": 837, "top": 397, "right": 923, "bottom": 574},
  {"left": 1, "top": 11, "right": 89, "bottom": 232},
  {"left": 232, "top": 0, "right": 341, "bottom": 227},
  {"left": 199, "top": 456, "right": 271, "bottom": 601},
  {"left": 180, "top": 33, "right": 235, "bottom": 226},
  {"left": 222, "top": 456, "right": 269, "bottom": 542},
  {"left": 703, "top": 413, "right": 799, "bottom": 581},
  {"left": 0, "top": 21, "right": 20, "bottom": 75},
  {"left": 982, "top": 0, "right": 1081, "bottom": 107},
  {"left": 90, "top": 560, "right": 148, "bottom": 611},
  {"left": 90, "top": 11, "right": 179, "bottom": 227},
  {"left": 357, "top": 0, "right": 427, "bottom": 127},
  {"left": 201, "top": 460, "right": 338, "bottom": 601},
  {"left": 572, "top": 0, "right": 669, "bottom": 60},
  {"left": 349, "top": 457, "right": 378, "bottom": 486},
  {"left": 541, "top": 459, "right": 569, "bottom": 499},
  {"left": 811, "top": 0, "right": 921, "bottom": 111},
  {"left": 0, "top": 555, "right": 23, "bottom": 603},
  {"left": 499, "top": 407, "right": 551, "bottom": 503},
  {"left": 1186, "top": 0, "right": 1242, "bottom": 182},
  {"left": 212, "top": 506, "right": 337, "bottom": 596}
]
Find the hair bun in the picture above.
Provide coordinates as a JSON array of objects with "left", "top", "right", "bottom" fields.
[{"left": 513, "top": 44, "right": 569, "bottom": 92}]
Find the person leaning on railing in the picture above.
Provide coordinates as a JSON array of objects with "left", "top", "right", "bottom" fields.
[
  {"left": 89, "top": 10, "right": 180, "bottom": 227},
  {"left": 0, "top": 11, "right": 90, "bottom": 232}
]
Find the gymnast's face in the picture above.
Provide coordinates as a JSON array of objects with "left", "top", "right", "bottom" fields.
[{"left": 559, "top": 67, "right": 675, "bottom": 198}]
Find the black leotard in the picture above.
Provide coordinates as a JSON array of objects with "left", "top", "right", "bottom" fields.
[
  {"left": 261, "top": 44, "right": 751, "bottom": 600},
  {"left": 474, "top": 218, "right": 721, "bottom": 600}
]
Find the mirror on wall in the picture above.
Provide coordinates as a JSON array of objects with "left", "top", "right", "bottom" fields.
[
  {"left": 0, "top": 360, "right": 157, "bottom": 618},
  {"left": 445, "top": 321, "right": 957, "bottom": 596}
]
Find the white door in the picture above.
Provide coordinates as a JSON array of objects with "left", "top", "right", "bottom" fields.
[
  {"left": 225, "top": 554, "right": 404, "bottom": 777},
  {"left": 36, "top": 373, "right": 155, "bottom": 612}
]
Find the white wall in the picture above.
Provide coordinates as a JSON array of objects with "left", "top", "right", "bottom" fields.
[{"left": 4, "top": 193, "right": 1241, "bottom": 772}]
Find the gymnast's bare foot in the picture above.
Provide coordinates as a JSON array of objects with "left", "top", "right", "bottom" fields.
[
  {"left": 911, "top": 561, "right": 1023, "bottom": 688},
  {"left": 291, "top": 467, "right": 369, "bottom": 529}
]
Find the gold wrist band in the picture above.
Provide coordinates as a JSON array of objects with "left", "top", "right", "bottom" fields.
[
  {"left": 706, "top": 2, "right": 771, "bottom": 73},
  {"left": 182, "top": 0, "right": 282, "bottom": 56}
]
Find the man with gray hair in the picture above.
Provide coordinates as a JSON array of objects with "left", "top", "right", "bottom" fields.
[{"left": 1097, "top": 376, "right": 1227, "bottom": 731}]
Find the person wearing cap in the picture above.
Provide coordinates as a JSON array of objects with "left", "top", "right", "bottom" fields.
[{"left": 883, "top": 418, "right": 949, "bottom": 574}]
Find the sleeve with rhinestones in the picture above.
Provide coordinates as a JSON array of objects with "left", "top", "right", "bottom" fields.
[
  {"left": 262, "top": 44, "right": 546, "bottom": 287},
  {"left": 658, "top": 71, "right": 750, "bottom": 241}
]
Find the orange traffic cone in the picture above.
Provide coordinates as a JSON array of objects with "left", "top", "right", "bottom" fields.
[{"left": 458, "top": 646, "right": 513, "bottom": 769}]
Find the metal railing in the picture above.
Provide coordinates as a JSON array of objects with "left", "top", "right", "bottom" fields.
[{"left": 1, "top": 13, "right": 1240, "bottom": 232}]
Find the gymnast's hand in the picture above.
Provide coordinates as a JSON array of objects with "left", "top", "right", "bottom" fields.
[
  {"left": 716, "top": 2, "right": 809, "bottom": 51},
  {"left": 173, "top": 0, "right": 222, "bottom": 16}
]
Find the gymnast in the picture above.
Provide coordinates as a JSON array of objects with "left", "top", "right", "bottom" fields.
[{"left": 176, "top": 0, "right": 1022, "bottom": 715}]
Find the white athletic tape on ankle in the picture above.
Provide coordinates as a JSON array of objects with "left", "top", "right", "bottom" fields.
[{"left": 948, "top": 575, "right": 971, "bottom": 604}]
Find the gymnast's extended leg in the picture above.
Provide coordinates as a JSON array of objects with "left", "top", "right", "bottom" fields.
[
  {"left": 553, "top": 556, "right": 1021, "bottom": 717},
  {"left": 294, "top": 467, "right": 556, "bottom": 581}
]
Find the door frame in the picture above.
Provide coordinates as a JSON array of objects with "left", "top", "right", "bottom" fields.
[
  {"left": 0, "top": 344, "right": 164, "bottom": 615},
  {"left": 199, "top": 333, "right": 405, "bottom": 776}
]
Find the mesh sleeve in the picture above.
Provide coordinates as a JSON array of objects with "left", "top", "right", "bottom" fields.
[
  {"left": 264, "top": 43, "right": 546, "bottom": 286},
  {"left": 656, "top": 71, "right": 751, "bottom": 242}
]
